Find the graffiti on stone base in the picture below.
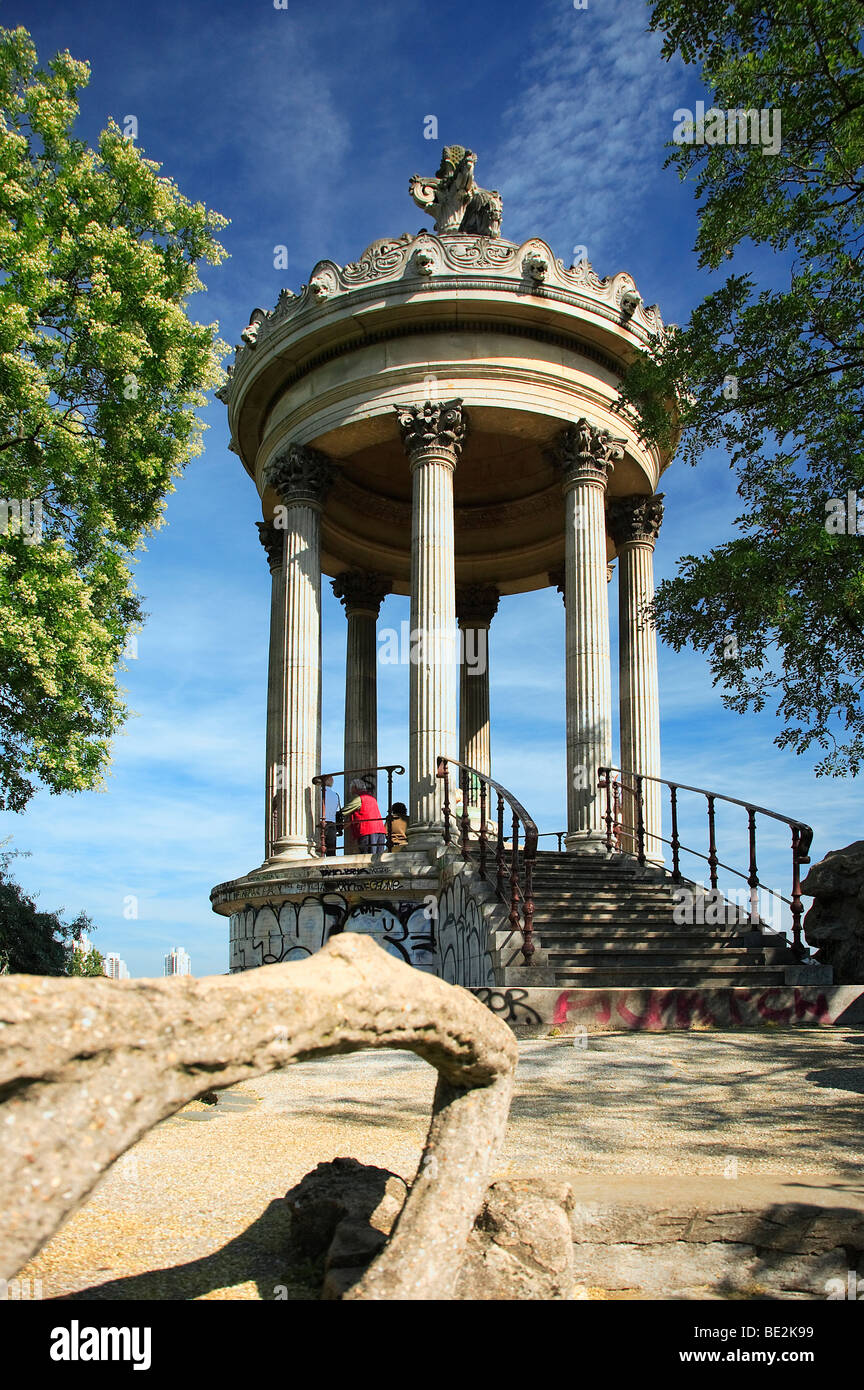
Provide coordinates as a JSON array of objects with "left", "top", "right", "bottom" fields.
[
  {"left": 229, "top": 895, "right": 435, "bottom": 972},
  {"left": 475, "top": 988, "right": 542, "bottom": 1026},
  {"left": 552, "top": 987, "right": 834, "bottom": 1031},
  {"left": 343, "top": 899, "right": 435, "bottom": 972}
]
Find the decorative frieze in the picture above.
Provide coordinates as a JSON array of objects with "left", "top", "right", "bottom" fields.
[
  {"left": 331, "top": 570, "right": 393, "bottom": 615},
  {"left": 607, "top": 493, "right": 665, "bottom": 548},
  {"left": 394, "top": 399, "right": 468, "bottom": 462},
  {"left": 219, "top": 227, "right": 665, "bottom": 407},
  {"left": 549, "top": 418, "right": 625, "bottom": 488},
  {"left": 262, "top": 443, "right": 336, "bottom": 508},
  {"left": 331, "top": 475, "right": 561, "bottom": 532}
]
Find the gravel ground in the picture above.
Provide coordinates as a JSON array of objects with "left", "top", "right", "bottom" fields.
[{"left": 17, "top": 1028, "right": 864, "bottom": 1300}]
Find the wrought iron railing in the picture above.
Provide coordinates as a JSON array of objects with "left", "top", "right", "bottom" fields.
[
  {"left": 436, "top": 756, "right": 538, "bottom": 965},
  {"left": 537, "top": 831, "right": 567, "bottom": 851},
  {"left": 598, "top": 767, "right": 813, "bottom": 958},
  {"left": 312, "top": 764, "right": 405, "bottom": 856}
]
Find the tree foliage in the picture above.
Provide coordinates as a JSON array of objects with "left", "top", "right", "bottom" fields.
[
  {"left": 0, "top": 843, "right": 96, "bottom": 975},
  {"left": 622, "top": 0, "right": 864, "bottom": 774},
  {"left": 0, "top": 25, "right": 228, "bottom": 809},
  {"left": 68, "top": 943, "right": 104, "bottom": 976}
]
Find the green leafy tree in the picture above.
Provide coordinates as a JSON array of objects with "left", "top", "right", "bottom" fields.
[
  {"left": 621, "top": 0, "right": 864, "bottom": 774},
  {"left": 0, "top": 843, "right": 96, "bottom": 974},
  {"left": 0, "top": 25, "right": 228, "bottom": 809},
  {"left": 68, "top": 943, "right": 104, "bottom": 976}
]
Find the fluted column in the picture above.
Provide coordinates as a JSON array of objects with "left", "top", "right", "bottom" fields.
[
  {"left": 395, "top": 399, "right": 466, "bottom": 844},
  {"left": 332, "top": 570, "right": 392, "bottom": 850},
  {"left": 551, "top": 419, "right": 623, "bottom": 852},
  {"left": 263, "top": 443, "right": 335, "bottom": 861},
  {"left": 258, "top": 521, "right": 285, "bottom": 859},
  {"left": 608, "top": 494, "right": 664, "bottom": 863},
  {"left": 456, "top": 585, "right": 499, "bottom": 800}
]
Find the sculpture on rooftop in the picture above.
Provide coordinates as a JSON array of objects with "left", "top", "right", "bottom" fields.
[{"left": 410, "top": 146, "right": 502, "bottom": 237}]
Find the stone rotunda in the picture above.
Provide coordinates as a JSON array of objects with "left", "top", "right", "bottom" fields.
[
  {"left": 210, "top": 147, "right": 677, "bottom": 993},
  {"left": 209, "top": 148, "right": 838, "bottom": 1032}
]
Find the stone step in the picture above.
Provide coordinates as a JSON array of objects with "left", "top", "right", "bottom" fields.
[
  {"left": 530, "top": 885, "right": 678, "bottom": 897},
  {"left": 541, "top": 933, "right": 781, "bottom": 950},
  {"left": 510, "top": 851, "right": 786, "bottom": 989},
  {"left": 530, "top": 900, "right": 686, "bottom": 911},
  {"left": 551, "top": 967, "right": 785, "bottom": 987},
  {"left": 530, "top": 864, "right": 662, "bottom": 873},
  {"left": 536, "top": 911, "right": 683, "bottom": 922},
  {"left": 538, "top": 922, "right": 766, "bottom": 934},
  {"left": 548, "top": 950, "right": 775, "bottom": 969},
  {"left": 511, "top": 862, "right": 649, "bottom": 873},
  {"left": 530, "top": 885, "right": 676, "bottom": 899}
]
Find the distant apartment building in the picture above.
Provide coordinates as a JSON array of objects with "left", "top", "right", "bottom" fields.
[
  {"left": 103, "top": 953, "right": 130, "bottom": 980},
  {"left": 164, "top": 946, "right": 192, "bottom": 977}
]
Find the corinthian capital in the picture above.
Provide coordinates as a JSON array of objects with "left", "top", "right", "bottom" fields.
[
  {"left": 455, "top": 584, "right": 500, "bottom": 628},
  {"left": 394, "top": 399, "right": 467, "bottom": 462},
  {"left": 256, "top": 520, "right": 283, "bottom": 570},
  {"left": 331, "top": 570, "right": 393, "bottom": 615},
  {"left": 607, "top": 493, "right": 665, "bottom": 547},
  {"left": 262, "top": 443, "right": 335, "bottom": 508},
  {"left": 549, "top": 417, "right": 625, "bottom": 487}
]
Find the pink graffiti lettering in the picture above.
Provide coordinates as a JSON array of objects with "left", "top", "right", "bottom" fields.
[{"left": 553, "top": 986, "right": 839, "bottom": 1032}]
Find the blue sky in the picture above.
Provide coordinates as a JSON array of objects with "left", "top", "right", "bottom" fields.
[{"left": 3, "top": 0, "right": 860, "bottom": 975}]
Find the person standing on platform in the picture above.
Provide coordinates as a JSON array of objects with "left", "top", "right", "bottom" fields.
[
  {"left": 320, "top": 775, "right": 343, "bottom": 857},
  {"left": 343, "top": 778, "right": 387, "bottom": 854},
  {"left": 389, "top": 801, "right": 409, "bottom": 850}
]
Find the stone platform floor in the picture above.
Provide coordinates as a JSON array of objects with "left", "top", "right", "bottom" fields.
[{"left": 18, "top": 1028, "right": 864, "bottom": 1300}]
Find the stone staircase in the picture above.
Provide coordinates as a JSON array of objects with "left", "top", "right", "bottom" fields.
[{"left": 528, "top": 850, "right": 801, "bottom": 988}]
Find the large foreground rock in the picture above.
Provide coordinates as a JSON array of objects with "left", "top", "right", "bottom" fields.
[
  {"left": 283, "top": 1163, "right": 864, "bottom": 1300},
  {"left": 0, "top": 935, "right": 516, "bottom": 1300},
  {"left": 284, "top": 1162, "right": 577, "bottom": 1300},
  {"left": 803, "top": 841, "right": 864, "bottom": 981}
]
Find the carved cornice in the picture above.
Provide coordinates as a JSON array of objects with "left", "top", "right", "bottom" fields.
[
  {"left": 394, "top": 399, "right": 467, "bottom": 462},
  {"left": 607, "top": 493, "right": 665, "bottom": 547},
  {"left": 262, "top": 443, "right": 336, "bottom": 508},
  {"left": 455, "top": 585, "right": 500, "bottom": 627},
  {"left": 256, "top": 520, "right": 283, "bottom": 570},
  {"left": 331, "top": 569, "right": 393, "bottom": 615},
  {"left": 549, "top": 418, "right": 625, "bottom": 488},
  {"left": 217, "top": 231, "right": 665, "bottom": 405}
]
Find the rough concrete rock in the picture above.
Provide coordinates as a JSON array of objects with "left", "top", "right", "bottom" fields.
[
  {"left": 0, "top": 934, "right": 517, "bottom": 1301},
  {"left": 802, "top": 841, "right": 864, "bottom": 981},
  {"left": 290, "top": 1162, "right": 578, "bottom": 1301},
  {"left": 456, "top": 1180, "right": 576, "bottom": 1300},
  {"left": 284, "top": 1156, "right": 406, "bottom": 1298},
  {"left": 291, "top": 1163, "right": 864, "bottom": 1301},
  {"left": 571, "top": 1240, "right": 849, "bottom": 1300},
  {"left": 286, "top": 1157, "right": 406, "bottom": 1259}
]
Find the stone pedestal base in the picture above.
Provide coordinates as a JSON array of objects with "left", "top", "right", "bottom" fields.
[
  {"left": 267, "top": 839, "right": 322, "bottom": 865},
  {"left": 563, "top": 831, "right": 610, "bottom": 855}
]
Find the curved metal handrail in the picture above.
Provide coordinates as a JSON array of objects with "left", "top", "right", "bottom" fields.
[
  {"left": 599, "top": 766, "right": 813, "bottom": 957},
  {"left": 537, "top": 830, "right": 566, "bottom": 851},
  {"left": 436, "top": 755, "right": 538, "bottom": 964}
]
